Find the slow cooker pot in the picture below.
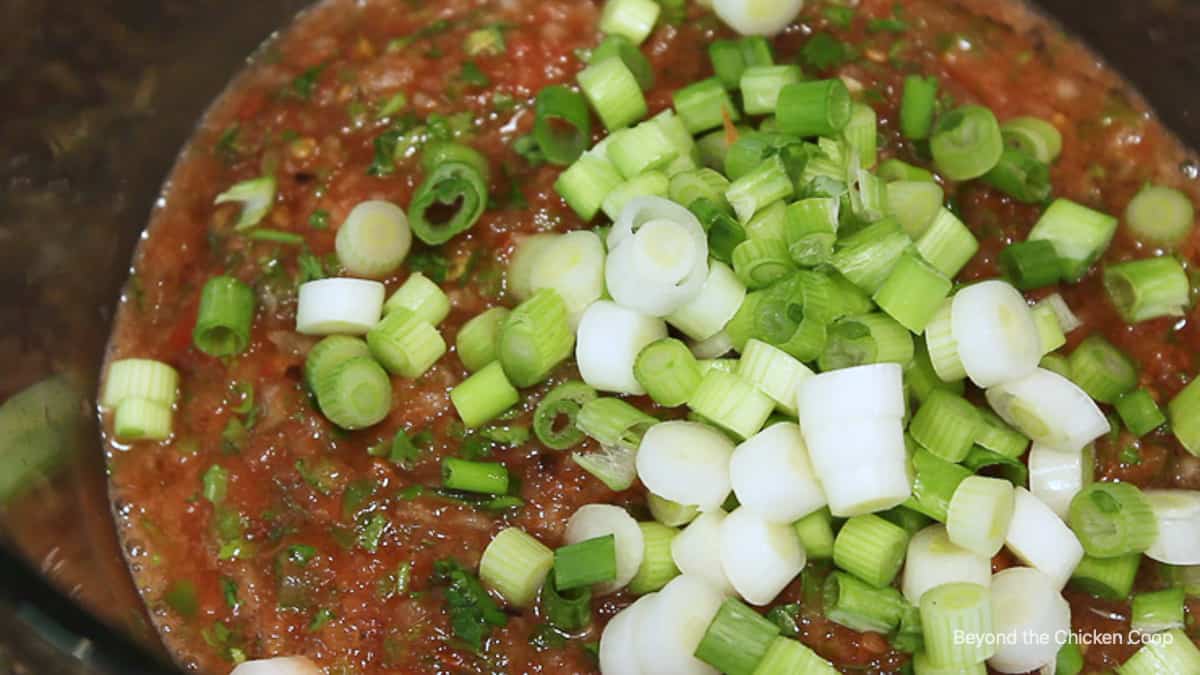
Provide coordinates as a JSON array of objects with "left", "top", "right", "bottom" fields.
[{"left": 1, "top": 1, "right": 1198, "bottom": 672}]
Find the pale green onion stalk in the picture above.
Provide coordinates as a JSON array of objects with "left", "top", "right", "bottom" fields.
[
  {"left": 565, "top": 504, "right": 645, "bottom": 595},
  {"left": 729, "top": 422, "right": 825, "bottom": 524},
  {"left": 672, "top": 509, "right": 736, "bottom": 596},
  {"left": 214, "top": 175, "right": 276, "bottom": 230},
  {"left": 1004, "top": 487, "right": 1084, "bottom": 589},
  {"left": 606, "top": 197, "right": 710, "bottom": 317},
  {"left": 902, "top": 524, "right": 991, "bottom": 606},
  {"left": 713, "top": 0, "right": 804, "bottom": 36},
  {"left": 985, "top": 367, "right": 1110, "bottom": 453},
  {"left": 988, "top": 567, "right": 1071, "bottom": 674},
  {"left": 720, "top": 506, "right": 806, "bottom": 605},
  {"left": 1028, "top": 443, "right": 1089, "bottom": 519},
  {"left": 335, "top": 200, "right": 412, "bottom": 278},
  {"left": 576, "top": 300, "right": 667, "bottom": 395},
  {"left": 529, "top": 230, "right": 606, "bottom": 327},
  {"left": 295, "top": 278, "right": 386, "bottom": 335},
  {"left": 1143, "top": 490, "right": 1200, "bottom": 565},
  {"left": 951, "top": 280, "right": 1041, "bottom": 388},
  {"left": 637, "top": 420, "right": 734, "bottom": 512}
]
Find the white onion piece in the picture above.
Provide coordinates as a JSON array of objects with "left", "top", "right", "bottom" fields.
[
  {"left": 667, "top": 261, "right": 746, "bottom": 341},
  {"left": 576, "top": 301, "right": 667, "bottom": 395},
  {"left": 1004, "top": 487, "right": 1084, "bottom": 589},
  {"left": 672, "top": 510, "right": 737, "bottom": 596},
  {"left": 951, "top": 280, "right": 1041, "bottom": 388},
  {"left": 713, "top": 0, "right": 804, "bottom": 36},
  {"left": 231, "top": 657, "right": 322, "bottom": 675},
  {"left": 565, "top": 504, "right": 645, "bottom": 595},
  {"left": 730, "top": 422, "right": 826, "bottom": 523},
  {"left": 801, "top": 417, "right": 911, "bottom": 517},
  {"left": 600, "top": 594, "right": 655, "bottom": 675},
  {"left": 986, "top": 368, "right": 1110, "bottom": 453},
  {"left": 606, "top": 197, "right": 708, "bottom": 316},
  {"left": 295, "top": 278, "right": 385, "bottom": 335},
  {"left": 637, "top": 421, "right": 735, "bottom": 512},
  {"left": 795, "top": 363, "right": 905, "bottom": 428},
  {"left": 720, "top": 506, "right": 807, "bottom": 605},
  {"left": 902, "top": 524, "right": 992, "bottom": 606},
  {"left": 989, "top": 567, "right": 1072, "bottom": 674},
  {"left": 689, "top": 330, "right": 735, "bottom": 359},
  {"left": 1037, "top": 292, "right": 1082, "bottom": 333},
  {"left": 529, "top": 230, "right": 606, "bottom": 328},
  {"left": 1144, "top": 490, "right": 1200, "bottom": 565},
  {"left": 1028, "top": 443, "right": 1088, "bottom": 519},
  {"left": 635, "top": 575, "right": 724, "bottom": 675},
  {"left": 508, "top": 233, "right": 560, "bottom": 301}
]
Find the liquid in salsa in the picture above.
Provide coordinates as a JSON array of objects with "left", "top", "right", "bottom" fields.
[{"left": 104, "top": 0, "right": 1200, "bottom": 673}]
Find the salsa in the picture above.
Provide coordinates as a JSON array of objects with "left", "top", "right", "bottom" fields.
[{"left": 103, "top": 0, "right": 1200, "bottom": 673}]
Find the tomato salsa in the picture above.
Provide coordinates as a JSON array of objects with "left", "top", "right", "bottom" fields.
[{"left": 103, "top": 0, "right": 1200, "bottom": 673}]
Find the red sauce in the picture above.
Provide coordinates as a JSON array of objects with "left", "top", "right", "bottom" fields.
[{"left": 103, "top": 0, "right": 1200, "bottom": 673}]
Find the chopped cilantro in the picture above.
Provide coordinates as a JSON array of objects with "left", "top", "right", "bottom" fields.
[
  {"left": 387, "top": 428, "right": 425, "bottom": 468},
  {"left": 220, "top": 576, "right": 240, "bottom": 609},
  {"left": 295, "top": 458, "right": 338, "bottom": 496},
  {"left": 247, "top": 229, "right": 304, "bottom": 246},
  {"left": 464, "top": 27, "right": 507, "bottom": 57},
  {"left": 766, "top": 603, "right": 802, "bottom": 637},
  {"left": 308, "top": 209, "right": 330, "bottom": 229},
  {"left": 513, "top": 134, "right": 545, "bottom": 166},
  {"left": 357, "top": 511, "right": 389, "bottom": 552},
  {"left": 297, "top": 251, "right": 326, "bottom": 285},
  {"left": 287, "top": 65, "right": 325, "bottom": 100},
  {"left": 824, "top": 5, "right": 855, "bottom": 28},
  {"left": 433, "top": 558, "right": 507, "bottom": 652},
  {"left": 286, "top": 544, "right": 318, "bottom": 565},
  {"left": 367, "top": 128, "right": 404, "bottom": 176},
  {"left": 479, "top": 424, "right": 530, "bottom": 447},
  {"left": 164, "top": 580, "right": 199, "bottom": 618},
  {"left": 492, "top": 91, "right": 516, "bottom": 113},
  {"left": 221, "top": 417, "right": 247, "bottom": 454},
  {"left": 868, "top": 17, "right": 909, "bottom": 33},
  {"left": 1119, "top": 445, "right": 1142, "bottom": 465},
  {"left": 308, "top": 607, "right": 336, "bottom": 632},
  {"left": 406, "top": 249, "right": 450, "bottom": 283},
  {"left": 342, "top": 479, "right": 377, "bottom": 519},
  {"left": 802, "top": 33, "right": 857, "bottom": 71},
  {"left": 460, "top": 61, "right": 491, "bottom": 88},
  {"left": 376, "top": 92, "right": 408, "bottom": 119},
  {"left": 529, "top": 624, "right": 568, "bottom": 651},
  {"left": 215, "top": 125, "right": 241, "bottom": 163},
  {"left": 202, "top": 465, "right": 230, "bottom": 504}
]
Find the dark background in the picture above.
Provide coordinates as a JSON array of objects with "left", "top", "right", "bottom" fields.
[{"left": 0, "top": 1, "right": 1197, "bottom": 673}]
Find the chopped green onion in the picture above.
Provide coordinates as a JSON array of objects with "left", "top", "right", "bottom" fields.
[
  {"left": 1028, "top": 198, "right": 1118, "bottom": 282},
  {"left": 1125, "top": 184, "right": 1195, "bottom": 248},
  {"left": 1117, "top": 628, "right": 1200, "bottom": 675},
  {"left": 831, "top": 218, "right": 913, "bottom": 294},
  {"left": 891, "top": 604, "right": 926, "bottom": 655},
  {"left": 671, "top": 169, "right": 732, "bottom": 211},
  {"left": 1131, "top": 587, "right": 1185, "bottom": 635},
  {"left": 982, "top": 147, "right": 1052, "bottom": 204},
  {"left": 823, "top": 570, "right": 906, "bottom": 633},
  {"left": 733, "top": 239, "right": 795, "bottom": 289},
  {"left": 726, "top": 155, "right": 795, "bottom": 224},
  {"left": 874, "top": 252, "right": 953, "bottom": 333},
  {"left": 366, "top": 307, "right": 446, "bottom": 378},
  {"left": 1103, "top": 256, "right": 1190, "bottom": 323},
  {"left": 336, "top": 200, "right": 412, "bottom": 278},
  {"left": 532, "top": 381, "right": 598, "bottom": 450},
  {"left": 792, "top": 508, "right": 835, "bottom": 560},
  {"left": 1068, "top": 335, "right": 1138, "bottom": 403},
  {"left": 572, "top": 443, "right": 637, "bottom": 491},
  {"left": 384, "top": 272, "right": 449, "bottom": 325},
  {"left": 673, "top": 78, "right": 740, "bottom": 135},
  {"left": 202, "top": 464, "right": 229, "bottom": 504},
  {"left": 408, "top": 161, "right": 488, "bottom": 245},
  {"left": 709, "top": 39, "right": 745, "bottom": 89},
  {"left": 577, "top": 56, "right": 647, "bottom": 131},
  {"left": 312, "top": 356, "right": 392, "bottom": 430},
  {"left": 554, "top": 534, "right": 617, "bottom": 590},
  {"left": 450, "top": 361, "right": 520, "bottom": 428},
  {"left": 633, "top": 338, "right": 702, "bottom": 407},
  {"left": 906, "top": 339, "right": 966, "bottom": 405},
  {"left": 887, "top": 180, "right": 945, "bottom": 238},
  {"left": 606, "top": 122, "right": 680, "bottom": 178},
  {"left": 601, "top": 171, "right": 671, "bottom": 221},
  {"left": 908, "top": 448, "right": 973, "bottom": 523},
  {"left": 691, "top": 198, "right": 747, "bottom": 264},
  {"left": 1033, "top": 303, "right": 1067, "bottom": 355},
  {"left": 442, "top": 457, "right": 509, "bottom": 494},
  {"left": 910, "top": 390, "right": 983, "bottom": 463},
  {"left": 456, "top": 307, "right": 509, "bottom": 373},
  {"left": 879, "top": 158, "right": 936, "bottom": 183},
  {"left": 497, "top": 289, "right": 574, "bottom": 388},
  {"left": 542, "top": 569, "right": 592, "bottom": 631},
  {"left": 628, "top": 521, "right": 679, "bottom": 594},
  {"left": 784, "top": 197, "right": 839, "bottom": 266},
  {"left": 555, "top": 154, "right": 624, "bottom": 221},
  {"left": 833, "top": 514, "right": 910, "bottom": 588},
  {"left": 591, "top": 34, "right": 654, "bottom": 90},
  {"left": 975, "top": 409, "right": 1030, "bottom": 459},
  {"left": 695, "top": 597, "right": 781, "bottom": 675},
  {"left": 113, "top": 398, "right": 172, "bottom": 441},
  {"left": 577, "top": 397, "right": 657, "bottom": 449},
  {"left": 648, "top": 492, "right": 700, "bottom": 527},
  {"left": 1168, "top": 376, "right": 1200, "bottom": 455},
  {"left": 919, "top": 582, "right": 994, "bottom": 667},
  {"left": 1116, "top": 389, "right": 1167, "bottom": 437},
  {"left": 946, "top": 476, "right": 1015, "bottom": 557},
  {"left": 962, "top": 446, "right": 1029, "bottom": 487},
  {"left": 999, "top": 240, "right": 1061, "bottom": 290},
  {"left": 1160, "top": 563, "right": 1200, "bottom": 597},
  {"left": 304, "top": 336, "right": 370, "bottom": 394},
  {"left": 1070, "top": 553, "right": 1141, "bottom": 600},
  {"left": 214, "top": 175, "right": 276, "bottom": 230},
  {"left": 737, "top": 339, "right": 812, "bottom": 416},
  {"left": 818, "top": 313, "right": 914, "bottom": 372},
  {"left": 1001, "top": 116, "right": 1063, "bottom": 163},
  {"left": 193, "top": 276, "right": 255, "bottom": 358},
  {"left": 533, "top": 85, "right": 591, "bottom": 166},
  {"left": 687, "top": 370, "right": 775, "bottom": 440},
  {"left": 930, "top": 105, "right": 1003, "bottom": 181},
  {"left": 1067, "top": 481, "right": 1157, "bottom": 557},
  {"left": 479, "top": 527, "right": 554, "bottom": 608},
  {"left": 776, "top": 79, "right": 853, "bottom": 138},
  {"left": 900, "top": 75, "right": 938, "bottom": 141},
  {"left": 911, "top": 651, "right": 986, "bottom": 675},
  {"left": 751, "top": 637, "right": 838, "bottom": 675},
  {"left": 915, "top": 208, "right": 979, "bottom": 278},
  {"left": 740, "top": 65, "right": 803, "bottom": 116},
  {"left": 599, "top": 0, "right": 660, "bottom": 45},
  {"left": 843, "top": 103, "right": 878, "bottom": 169},
  {"left": 101, "top": 358, "right": 178, "bottom": 410}
]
